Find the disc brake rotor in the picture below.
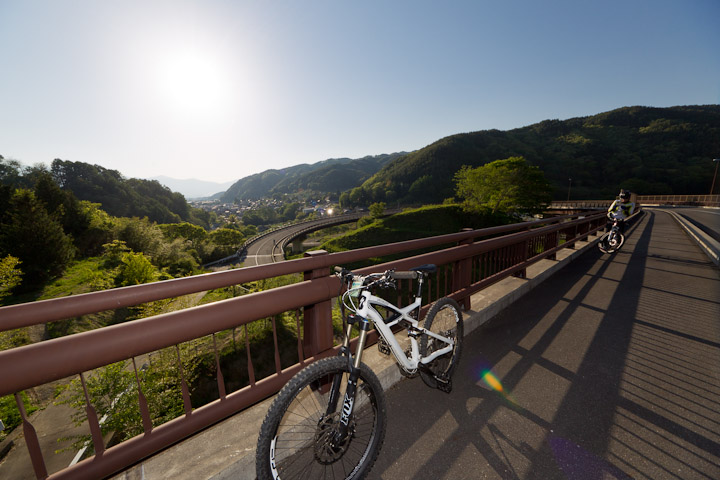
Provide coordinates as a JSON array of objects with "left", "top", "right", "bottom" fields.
[{"left": 314, "top": 413, "right": 355, "bottom": 464}]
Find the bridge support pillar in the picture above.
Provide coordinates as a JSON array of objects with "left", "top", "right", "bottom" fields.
[{"left": 302, "top": 250, "right": 334, "bottom": 357}]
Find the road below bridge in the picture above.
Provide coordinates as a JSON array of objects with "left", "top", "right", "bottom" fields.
[
  {"left": 371, "top": 208, "right": 720, "bottom": 479},
  {"left": 242, "top": 213, "right": 365, "bottom": 266}
]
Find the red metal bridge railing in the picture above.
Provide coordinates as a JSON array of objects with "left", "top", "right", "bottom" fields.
[{"left": 0, "top": 212, "right": 608, "bottom": 480}]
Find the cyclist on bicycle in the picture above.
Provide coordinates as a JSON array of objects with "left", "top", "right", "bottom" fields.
[{"left": 607, "top": 189, "right": 635, "bottom": 234}]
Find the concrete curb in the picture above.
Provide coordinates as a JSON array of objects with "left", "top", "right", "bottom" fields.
[
  {"left": 112, "top": 234, "right": 604, "bottom": 480},
  {"left": 652, "top": 208, "right": 720, "bottom": 266}
]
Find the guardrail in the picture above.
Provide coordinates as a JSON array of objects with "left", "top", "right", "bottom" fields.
[
  {"left": 637, "top": 194, "right": 719, "bottom": 207},
  {"left": 0, "top": 212, "right": 608, "bottom": 480},
  {"left": 552, "top": 195, "right": 720, "bottom": 209}
]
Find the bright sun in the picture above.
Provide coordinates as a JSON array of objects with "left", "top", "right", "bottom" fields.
[{"left": 157, "top": 49, "right": 230, "bottom": 117}]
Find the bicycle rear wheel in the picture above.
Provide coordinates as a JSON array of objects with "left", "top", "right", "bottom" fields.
[
  {"left": 419, "top": 297, "right": 463, "bottom": 390},
  {"left": 256, "top": 356, "right": 387, "bottom": 480}
]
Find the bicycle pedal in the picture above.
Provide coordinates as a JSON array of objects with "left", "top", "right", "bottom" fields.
[
  {"left": 377, "top": 338, "right": 391, "bottom": 356},
  {"left": 435, "top": 374, "right": 452, "bottom": 393}
]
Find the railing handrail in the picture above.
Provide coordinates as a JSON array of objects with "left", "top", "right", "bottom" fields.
[
  {"left": 0, "top": 213, "right": 581, "bottom": 332},
  {"left": 0, "top": 212, "right": 604, "bottom": 398}
]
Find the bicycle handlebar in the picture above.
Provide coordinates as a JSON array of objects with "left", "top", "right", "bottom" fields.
[
  {"left": 388, "top": 271, "right": 418, "bottom": 280},
  {"left": 334, "top": 266, "right": 422, "bottom": 282}
]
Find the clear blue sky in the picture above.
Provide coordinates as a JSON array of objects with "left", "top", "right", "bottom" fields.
[{"left": 1, "top": 0, "right": 718, "bottom": 183}]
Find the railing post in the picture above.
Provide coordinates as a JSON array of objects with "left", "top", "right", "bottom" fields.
[
  {"left": 546, "top": 230, "right": 557, "bottom": 261},
  {"left": 302, "top": 250, "right": 334, "bottom": 357},
  {"left": 565, "top": 224, "right": 577, "bottom": 250},
  {"left": 452, "top": 229, "right": 473, "bottom": 311}
]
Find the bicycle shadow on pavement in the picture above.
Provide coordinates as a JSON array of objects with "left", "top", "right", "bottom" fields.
[{"left": 370, "top": 211, "right": 720, "bottom": 479}]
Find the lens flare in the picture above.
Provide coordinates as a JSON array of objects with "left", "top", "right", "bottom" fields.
[
  {"left": 477, "top": 364, "right": 519, "bottom": 408},
  {"left": 481, "top": 370, "right": 504, "bottom": 393}
]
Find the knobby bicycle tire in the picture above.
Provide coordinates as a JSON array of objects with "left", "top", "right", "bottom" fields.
[
  {"left": 256, "top": 356, "right": 387, "bottom": 480},
  {"left": 419, "top": 297, "right": 463, "bottom": 389},
  {"left": 598, "top": 231, "right": 624, "bottom": 254}
]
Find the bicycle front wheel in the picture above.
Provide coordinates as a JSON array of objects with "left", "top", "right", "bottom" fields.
[
  {"left": 419, "top": 297, "right": 463, "bottom": 389},
  {"left": 256, "top": 356, "right": 387, "bottom": 480}
]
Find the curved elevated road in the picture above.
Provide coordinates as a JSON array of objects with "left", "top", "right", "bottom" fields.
[{"left": 242, "top": 213, "right": 364, "bottom": 266}]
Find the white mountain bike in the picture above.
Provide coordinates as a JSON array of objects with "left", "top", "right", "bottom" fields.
[{"left": 255, "top": 264, "right": 463, "bottom": 479}]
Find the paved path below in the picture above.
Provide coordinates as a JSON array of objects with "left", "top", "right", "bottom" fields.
[{"left": 370, "top": 209, "right": 720, "bottom": 480}]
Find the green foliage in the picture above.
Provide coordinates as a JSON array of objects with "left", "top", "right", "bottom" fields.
[
  {"left": 56, "top": 358, "right": 184, "bottom": 452},
  {"left": 102, "top": 240, "right": 131, "bottom": 267},
  {"left": 242, "top": 206, "right": 278, "bottom": 226},
  {"left": 154, "top": 238, "right": 199, "bottom": 276},
  {"left": 0, "top": 392, "right": 37, "bottom": 441},
  {"left": 454, "top": 156, "right": 552, "bottom": 215},
  {"left": 0, "top": 189, "right": 75, "bottom": 288},
  {"left": 116, "top": 252, "right": 156, "bottom": 286},
  {"left": 0, "top": 327, "right": 31, "bottom": 351},
  {"left": 40, "top": 257, "right": 112, "bottom": 298},
  {"left": 369, "top": 202, "right": 386, "bottom": 219},
  {"left": 322, "top": 204, "right": 510, "bottom": 253},
  {"left": 116, "top": 217, "right": 164, "bottom": 257},
  {"left": 208, "top": 228, "right": 243, "bottom": 246},
  {"left": 159, "top": 222, "right": 207, "bottom": 247},
  {"left": 75, "top": 201, "right": 117, "bottom": 256},
  {"left": 0, "top": 255, "right": 22, "bottom": 300}
]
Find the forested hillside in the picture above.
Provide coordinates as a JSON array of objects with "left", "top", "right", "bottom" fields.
[
  {"left": 0, "top": 158, "right": 249, "bottom": 294},
  {"left": 219, "top": 153, "right": 405, "bottom": 202},
  {"left": 49, "top": 160, "right": 211, "bottom": 225},
  {"left": 345, "top": 105, "right": 720, "bottom": 206}
]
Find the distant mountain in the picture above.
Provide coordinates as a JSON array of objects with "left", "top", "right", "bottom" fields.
[
  {"left": 349, "top": 105, "right": 720, "bottom": 205},
  {"left": 151, "top": 176, "right": 235, "bottom": 199},
  {"left": 219, "top": 153, "right": 406, "bottom": 203}
]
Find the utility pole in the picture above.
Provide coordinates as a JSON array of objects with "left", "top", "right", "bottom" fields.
[
  {"left": 567, "top": 178, "right": 572, "bottom": 202},
  {"left": 711, "top": 159, "right": 720, "bottom": 195}
]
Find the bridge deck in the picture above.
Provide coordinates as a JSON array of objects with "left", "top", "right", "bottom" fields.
[{"left": 371, "top": 209, "right": 720, "bottom": 479}]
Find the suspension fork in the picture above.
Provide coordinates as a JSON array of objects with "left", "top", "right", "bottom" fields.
[
  {"left": 327, "top": 315, "right": 372, "bottom": 443},
  {"left": 325, "top": 316, "right": 356, "bottom": 416},
  {"left": 325, "top": 315, "right": 370, "bottom": 415}
]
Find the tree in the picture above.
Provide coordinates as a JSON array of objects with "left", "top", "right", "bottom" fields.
[
  {"left": 209, "top": 228, "right": 244, "bottom": 246},
  {"left": 116, "top": 252, "right": 156, "bottom": 286},
  {"left": 0, "top": 255, "right": 22, "bottom": 300},
  {"left": 159, "top": 222, "right": 207, "bottom": 248},
  {"left": 116, "top": 217, "right": 164, "bottom": 257},
  {"left": 279, "top": 202, "right": 301, "bottom": 222},
  {"left": 455, "top": 157, "right": 552, "bottom": 215},
  {"left": 369, "top": 202, "right": 386, "bottom": 219},
  {"left": 0, "top": 189, "right": 75, "bottom": 287}
]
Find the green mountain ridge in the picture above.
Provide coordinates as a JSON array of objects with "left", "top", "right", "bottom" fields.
[
  {"left": 352, "top": 105, "right": 720, "bottom": 205},
  {"left": 218, "top": 153, "right": 407, "bottom": 202}
]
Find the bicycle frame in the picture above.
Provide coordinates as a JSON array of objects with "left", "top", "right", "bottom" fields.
[
  {"left": 341, "top": 284, "right": 455, "bottom": 375},
  {"left": 608, "top": 222, "right": 619, "bottom": 241}
]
